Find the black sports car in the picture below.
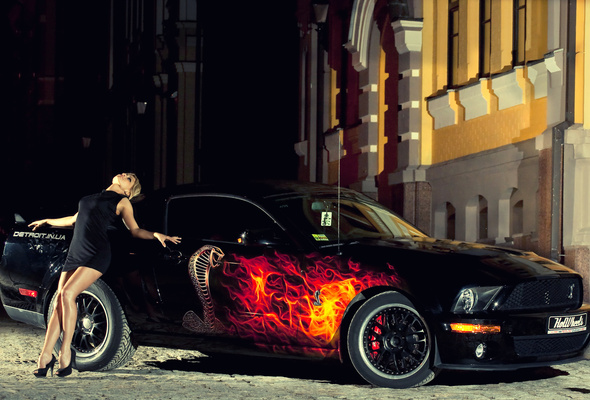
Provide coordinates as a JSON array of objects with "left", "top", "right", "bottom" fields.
[{"left": 1, "top": 181, "right": 589, "bottom": 388}]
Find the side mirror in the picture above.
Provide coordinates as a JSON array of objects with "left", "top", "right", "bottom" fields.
[{"left": 162, "top": 248, "right": 186, "bottom": 263}]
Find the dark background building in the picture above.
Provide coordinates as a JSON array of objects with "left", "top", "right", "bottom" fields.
[{"left": 1, "top": 0, "right": 299, "bottom": 218}]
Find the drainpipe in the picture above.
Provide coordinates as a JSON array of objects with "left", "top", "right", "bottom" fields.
[{"left": 550, "top": 0, "right": 576, "bottom": 262}]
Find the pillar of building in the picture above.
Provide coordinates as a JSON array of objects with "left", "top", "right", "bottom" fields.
[
  {"left": 152, "top": 73, "right": 169, "bottom": 190},
  {"left": 173, "top": 5, "right": 198, "bottom": 185},
  {"left": 388, "top": 19, "right": 430, "bottom": 232},
  {"left": 174, "top": 61, "right": 196, "bottom": 185},
  {"left": 563, "top": 126, "right": 590, "bottom": 301}
]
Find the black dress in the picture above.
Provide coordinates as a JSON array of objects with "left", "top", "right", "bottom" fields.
[{"left": 62, "top": 190, "right": 125, "bottom": 274}]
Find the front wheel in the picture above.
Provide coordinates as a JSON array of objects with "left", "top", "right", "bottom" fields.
[
  {"left": 346, "top": 292, "right": 438, "bottom": 388},
  {"left": 48, "top": 278, "right": 137, "bottom": 371}
]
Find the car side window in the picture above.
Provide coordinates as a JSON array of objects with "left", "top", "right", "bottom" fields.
[{"left": 167, "top": 196, "right": 278, "bottom": 243}]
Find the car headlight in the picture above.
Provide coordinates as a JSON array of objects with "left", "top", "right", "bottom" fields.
[{"left": 452, "top": 286, "right": 503, "bottom": 314}]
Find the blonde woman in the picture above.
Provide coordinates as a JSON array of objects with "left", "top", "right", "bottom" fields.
[{"left": 29, "top": 173, "right": 181, "bottom": 377}]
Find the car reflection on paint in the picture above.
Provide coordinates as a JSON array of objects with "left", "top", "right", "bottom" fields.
[{"left": 1, "top": 181, "right": 589, "bottom": 388}]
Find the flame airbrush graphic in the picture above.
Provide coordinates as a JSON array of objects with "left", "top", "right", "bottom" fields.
[
  {"left": 182, "top": 245, "right": 401, "bottom": 357},
  {"left": 220, "top": 252, "right": 401, "bottom": 351}
]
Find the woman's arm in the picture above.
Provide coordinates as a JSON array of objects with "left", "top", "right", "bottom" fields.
[
  {"left": 29, "top": 214, "right": 78, "bottom": 231},
  {"left": 118, "top": 198, "right": 181, "bottom": 247}
]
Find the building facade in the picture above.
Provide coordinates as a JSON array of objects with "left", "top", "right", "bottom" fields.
[
  {"left": 4, "top": 0, "right": 301, "bottom": 211},
  {"left": 295, "top": 0, "right": 590, "bottom": 296},
  {"left": 295, "top": 0, "right": 428, "bottom": 230}
]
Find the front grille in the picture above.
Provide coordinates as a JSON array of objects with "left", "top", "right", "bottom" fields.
[
  {"left": 499, "top": 278, "right": 581, "bottom": 312},
  {"left": 514, "top": 333, "right": 588, "bottom": 357}
]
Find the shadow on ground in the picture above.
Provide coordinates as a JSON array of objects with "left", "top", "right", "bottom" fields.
[
  {"left": 434, "top": 366, "right": 569, "bottom": 386},
  {"left": 0, "top": 304, "right": 576, "bottom": 389},
  {"left": 144, "top": 353, "right": 570, "bottom": 388},
  {"left": 144, "top": 355, "right": 366, "bottom": 385}
]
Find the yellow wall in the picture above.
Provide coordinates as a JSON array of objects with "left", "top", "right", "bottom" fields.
[
  {"left": 492, "top": 0, "right": 513, "bottom": 74},
  {"left": 424, "top": 0, "right": 550, "bottom": 165},
  {"left": 432, "top": 89, "right": 547, "bottom": 164},
  {"left": 526, "top": 0, "right": 548, "bottom": 62}
]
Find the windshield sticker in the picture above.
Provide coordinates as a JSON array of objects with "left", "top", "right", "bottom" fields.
[
  {"left": 312, "top": 234, "right": 329, "bottom": 241},
  {"left": 321, "top": 212, "right": 332, "bottom": 227}
]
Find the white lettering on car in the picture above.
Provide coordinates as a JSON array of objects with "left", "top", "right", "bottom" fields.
[{"left": 13, "top": 231, "right": 66, "bottom": 241}]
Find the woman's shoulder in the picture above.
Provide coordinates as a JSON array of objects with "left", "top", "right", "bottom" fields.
[{"left": 115, "top": 194, "right": 133, "bottom": 213}]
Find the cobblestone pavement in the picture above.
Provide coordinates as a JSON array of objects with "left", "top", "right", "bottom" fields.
[{"left": 2, "top": 310, "right": 590, "bottom": 400}]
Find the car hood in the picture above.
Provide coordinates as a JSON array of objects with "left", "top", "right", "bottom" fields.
[{"left": 337, "top": 236, "right": 577, "bottom": 287}]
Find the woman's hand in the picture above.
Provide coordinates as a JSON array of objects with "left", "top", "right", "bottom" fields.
[
  {"left": 28, "top": 220, "right": 48, "bottom": 231},
  {"left": 153, "top": 232, "right": 182, "bottom": 247},
  {"left": 28, "top": 214, "right": 76, "bottom": 231}
]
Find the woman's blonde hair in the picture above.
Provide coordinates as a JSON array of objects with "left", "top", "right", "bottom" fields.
[{"left": 127, "top": 173, "right": 142, "bottom": 201}]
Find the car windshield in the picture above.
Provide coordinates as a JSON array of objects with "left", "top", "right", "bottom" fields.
[{"left": 272, "top": 193, "right": 426, "bottom": 245}]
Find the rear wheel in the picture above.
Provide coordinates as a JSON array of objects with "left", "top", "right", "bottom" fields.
[
  {"left": 49, "top": 279, "right": 136, "bottom": 371},
  {"left": 346, "top": 292, "right": 438, "bottom": 388}
]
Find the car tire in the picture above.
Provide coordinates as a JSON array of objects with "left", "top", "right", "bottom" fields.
[
  {"left": 48, "top": 278, "right": 137, "bottom": 371},
  {"left": 346, "top": 291, "right": 438, "bottom": 388}
]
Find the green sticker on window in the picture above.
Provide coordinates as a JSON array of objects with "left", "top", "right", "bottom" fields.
[{"left": 312, "top": 234, "right": 329, "bottom": 241}]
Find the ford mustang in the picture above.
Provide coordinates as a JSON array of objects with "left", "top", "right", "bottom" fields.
[{"left": 0, "top": 181, "right": 589, "bottom": 388}]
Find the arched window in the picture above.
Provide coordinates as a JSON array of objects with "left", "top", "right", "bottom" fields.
[
  {"left": 512, "top": 200, "right": 523, "bottom": 235},
  {"left": 446, "top": 202, "right": 456, "bottom": 240},
  {"left": 479, "top": 195, "right": 488, "bottom": 240}
]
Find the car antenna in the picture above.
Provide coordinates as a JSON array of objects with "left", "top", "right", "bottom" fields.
[{"left": 337, "top": 128, "right": 342, "bottom": 255}]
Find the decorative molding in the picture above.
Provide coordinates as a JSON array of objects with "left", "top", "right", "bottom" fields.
[
  {"left": 358, "top": 121, "right": 378, "bottom": 149},
  {"left": 544, "top": 48, "right": 564, "bottom": 88},
  {"left": 527, "top": 61, "right": 548, "bottom": 99},
  {"left": 391, "top": 19, "right": 423, "bottom": 54},
  {"left": 389, "top": 166, "right": 427, "bottom": 185},
  {"left": 458, "top": 81, "right": 488, "bottom": 121},
  {"left": 427, "top": 93, "right": 456, "bottom": 129},
  {"left": 398, "top": 107, "right": 421, "bottom": 140},
  {"left": 359, "top": 84, "right": 378, "bottom": 123},
  {"left": 345, "top": 0, "right": 377, "bottom": 71},
  {"left": 491, "top": 69, "right": 524, "bottom": 110}
]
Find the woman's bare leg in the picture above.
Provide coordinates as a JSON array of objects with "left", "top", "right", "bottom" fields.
[
  {"left": 36, "top": 270, "right": 73, "bottom": 369},
  {"left": 58, "top": 266, "right": 102, "bottom": 369}
]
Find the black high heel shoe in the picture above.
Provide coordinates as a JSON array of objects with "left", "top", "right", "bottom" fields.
[
  {"left": 33, "top": 355, "right": 57, "bottom": 378},
  {"left": 56, "top": 349, "right": 75, "bottom": 378}
]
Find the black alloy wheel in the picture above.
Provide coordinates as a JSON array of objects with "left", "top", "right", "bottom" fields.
[
  {"left": 74, "top": 292, "right": 108, "bottom": 356},
  {"left": 49, "top": 279, "right": 136, "bottom": 371},
  {"left": 347, "top": 291, "right": 438, "bottom": 388}
]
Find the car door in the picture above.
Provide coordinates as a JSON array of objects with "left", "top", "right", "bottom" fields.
[{"left": 153, "top": 195, "right": 304, "bottom": 346}]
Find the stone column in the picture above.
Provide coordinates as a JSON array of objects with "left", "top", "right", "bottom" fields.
[
  {"left": 388, "top": 19, "right": 430, "bottom": 232},
  {"left": 563, "top": 127, "right": 590, "bottom": 301},
  {"left": 152, "top": 74, "right": 168, "bottom": 189},
  {"left": 174, "top": 61, "right": 196, "bottom": 185},
  {"left": 172, "top": 7, "right": 197, "bottom": 185}
]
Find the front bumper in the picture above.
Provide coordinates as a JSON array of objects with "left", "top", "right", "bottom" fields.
[{"left": 434, "top": 304, "right": 590, "bottom": 370}]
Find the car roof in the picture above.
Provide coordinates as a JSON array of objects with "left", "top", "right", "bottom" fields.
[{"left": 156, "top": 180, "right": 360, "bottom": 203}]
